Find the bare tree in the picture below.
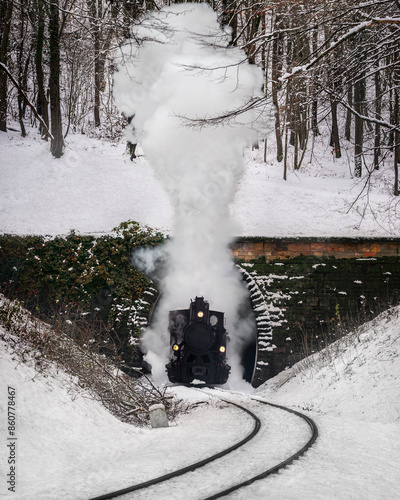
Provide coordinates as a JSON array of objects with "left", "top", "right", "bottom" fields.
[
  {"left": 0, "top": 0, "right": 14, "bottom": 132},
  {"left": 49, "top": 0, "right": 64, "bottom": 157},
  {"left": 33, "top": 0, "right": 49, "bottom": 138}
]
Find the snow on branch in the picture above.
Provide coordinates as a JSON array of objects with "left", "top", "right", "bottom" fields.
[
  {"left": 280, "top": 17, "right": 400, "bottom": 81},
  {"left": 324, "top": 87, "right": 400, "bottom": 135}
]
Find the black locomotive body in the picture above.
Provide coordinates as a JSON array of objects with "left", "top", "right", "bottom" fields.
[{"left": 166, "top": 297, "right": 230, "bottom": 385}]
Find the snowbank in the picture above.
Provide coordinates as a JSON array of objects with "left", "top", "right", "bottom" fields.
[
  {"left": 0, "top": 334, "right": 251, "bottom": 499},
  {"left": 246, "top": 307, "right": 400, "bottom": 500},
  {"left": 1, "top": 126, "right": 400, "bottom": 238},
  {"left": 258, "top": 305, "right": 400, "bottom": 425},
  {"left": 1, "top": 305, "right": 400, "bottom": 499}
]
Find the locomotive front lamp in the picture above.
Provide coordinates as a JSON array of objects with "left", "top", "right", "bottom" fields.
[
  {"left": 219, "top": 346, "right": 226, "bottom": 353},
  {"left": 197, "top": 311, "right": 204, "bottom": 318},
  {"left": 173, "top": 344, "right": 179, "bottom": 351}
]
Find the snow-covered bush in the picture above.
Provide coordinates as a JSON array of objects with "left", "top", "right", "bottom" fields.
[
  {"left": 0, "top": 295, "right": 180, "bottom": 425},
  {"left": 0, "top": 221, "right": 166, "bottom": 371}
]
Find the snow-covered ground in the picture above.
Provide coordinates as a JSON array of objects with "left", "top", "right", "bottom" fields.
[
  {"left": 1, "top": 305, "right": 399, "bottom": 499},
  {"left": 2, "top": 0, "right": 400, "bottom": 494},
  {"left": 1, "top": 126, "right": 399, "bottom": 238},
  {"left": 1, "top": 96, "right": 400, "bottom": 499}
]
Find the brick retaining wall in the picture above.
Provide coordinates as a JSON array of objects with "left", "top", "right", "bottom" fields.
[{"left": 232, "top": 237, "right": 400, "bottom": 261}]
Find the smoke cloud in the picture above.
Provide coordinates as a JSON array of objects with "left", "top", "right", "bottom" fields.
[{"left": 114, "top": 4, "right": 264, "bottom": 388}]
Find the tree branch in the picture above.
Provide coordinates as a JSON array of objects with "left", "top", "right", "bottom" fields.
[
  {"left": 324, "top": 86, "right": 400, "bottom": 135},
  {"left": 280, "top": 17, "right": 400, "bottom": 81},
  {"left": 0, "top": 62, "right": 54, "bottom": 140}
]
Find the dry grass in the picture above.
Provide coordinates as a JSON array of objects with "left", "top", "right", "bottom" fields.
[{"left": 0, "top": 295, "right": 185, "bottom": 426}]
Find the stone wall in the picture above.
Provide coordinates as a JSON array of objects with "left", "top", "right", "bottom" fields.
[
  {"left": 232, "top": 237, "right": 400, "bottom": 261},
  {"left": 236, "top": 250, "right": 400, "bottom": 387}
]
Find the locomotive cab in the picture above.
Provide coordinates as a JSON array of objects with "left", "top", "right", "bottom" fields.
[{"left": 166, "top": 297, "right": 230, "bottom": 385}]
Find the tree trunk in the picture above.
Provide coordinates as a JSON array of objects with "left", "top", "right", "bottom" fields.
[
  {"left": 374, "top": 64, "right": 381, "bottom": 170},
  {"left": 354, "top": 86, "right": 363, "bottom": 177},
  {"left": 312, "top": 99, "right": 319, "bottom": 136},
  {"left": 283, "top": 106, "right": 289, "bottom": 181},
  {"left": 394, "top": 90, "right": 399, "bottom": 196},
  {"left": 246, "top": 6, "right": 262, "bottom": 65},
  {"left": 271, "top": 12, "right": 283, "bottom": 162},
  {"left": 330, "top": 99, "right": 341, "bottom": 158},
  {"left": 94, "top": 0, "right": 102, "bottom": 128},
  {"left": 0, "top": 0, "right": 13, "bottom": 132},
  {"left": 296, "top": 25, "right": 309, "bottom": 152},
  {"left": 345, "top": 84, "right": 352, "bottom": 142},
  {"left": 49, "top": 0, "right": 64, "bottom": 157},
  {"left": 17, "top": 5, "right": 28, "bottom": 137},
  {"left": 94, "top": 32, "right": 101, "bottom": 128},
  {"left": 35, "top": 0, "right": 49, "bottom": 138},
  {"left": 87, "top": 0, "right": 103, "bottom": 128},
  {"left": 311, "top": 27, "right": 320, "bottom": 136},
  {"left": 354, "top": 69, "right": 365, "bottom": 177},
  {"left": 394, "top": 59, "right": 400, "bottom": 196}
]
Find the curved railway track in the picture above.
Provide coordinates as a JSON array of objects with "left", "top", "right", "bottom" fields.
[
  {"left": 89, "top": 394, "right": 318, "bottom": 500},
  {"left": 89, "top": 400, "right": 261, "bottom": 500},
  {"left": 204, "top": 396, "right": 318, "bottom": 499}
]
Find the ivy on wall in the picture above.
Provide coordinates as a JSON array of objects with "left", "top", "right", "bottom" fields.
[{"left": 0, "top": 221, "right": 166, "bottom": 370}]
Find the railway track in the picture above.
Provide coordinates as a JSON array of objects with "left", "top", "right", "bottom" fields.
[
  {"left": 89, "top": 393, "right": 318, "bottom": 500},
  {"left": 204, "top": 396, "right": 318, "bottom": 499}
]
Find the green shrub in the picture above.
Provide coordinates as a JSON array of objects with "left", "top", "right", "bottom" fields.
[{"left": 0, "top": 221, "right": 166, "bottom": 370}]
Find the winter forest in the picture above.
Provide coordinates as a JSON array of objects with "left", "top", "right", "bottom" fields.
[
  {"left": 2, "top": 4, "right": 400, "bottom": 498},
  {"left": 1, "top": 0, "right": 400, "bottom": 195}
]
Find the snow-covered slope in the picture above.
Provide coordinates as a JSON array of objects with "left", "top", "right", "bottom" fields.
[
  {"left": 251, "top": 306, "right": 400, "bottom": 500},
  {"left": 258, "top": 305, "right": 400, "bottom": 425},
  {"left": 0, "top": 331, "right": 251, "bottom": 499},
  {"left": 1, "top": 127, "right": 399, "bottom": 238},
  {"left": 0, "top": 131, "right": 171, "bottom": 236},
  {"left": 1, "top": 305, "right": 400, "bottom": 499}
]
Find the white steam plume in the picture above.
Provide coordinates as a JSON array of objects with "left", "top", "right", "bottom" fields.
[{"left": 114, "top": 4, "right": 264, "bottom": 388}]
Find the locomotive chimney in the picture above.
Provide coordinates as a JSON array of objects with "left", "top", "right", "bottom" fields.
[{"left": 191, "top": 296, "right": 209, "bottom": 324}]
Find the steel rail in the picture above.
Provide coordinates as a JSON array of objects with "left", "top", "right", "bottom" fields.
[
  {"left": 88, "top": 400, "right": 261, "bottom": 500},
  {"left": 203, "top": 397, "right": 319, "bottom": 500}
]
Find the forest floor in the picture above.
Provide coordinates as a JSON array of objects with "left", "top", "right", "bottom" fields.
[
  {"left": 1, "top": 126, "right": 400, "bottom": 499},
  {"left": 1, "top": 302, "right": 399, "bottom": 499},
  {"left": 1, "top": 125, "right": 399, "bottom": 238}
]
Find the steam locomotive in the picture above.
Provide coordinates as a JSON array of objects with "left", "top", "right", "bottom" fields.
[{"left": 166, "top": 297, "right": 231, "bottom": 385}]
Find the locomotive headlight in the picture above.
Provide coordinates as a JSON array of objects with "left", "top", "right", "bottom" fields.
[
  {"left": 173, "top": 344, "right": 179, "bottom": 351},
  {"left": 197, "top": 311, "right": 204, "bottom": 318},
  {"left": 219, "top": 346, "right": 226, "bottom": 353}
]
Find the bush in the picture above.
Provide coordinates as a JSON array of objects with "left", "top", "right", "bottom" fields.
[
  {"left": 0, "top": 221, "right": 166, "bottom": 370},
  {"left": 0, "top": 296, "right": 180, "bottom": 426}
]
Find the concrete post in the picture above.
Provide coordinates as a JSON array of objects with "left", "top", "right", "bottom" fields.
[{"left": 149, "top": 404, "right": 169, "bottom": 428}]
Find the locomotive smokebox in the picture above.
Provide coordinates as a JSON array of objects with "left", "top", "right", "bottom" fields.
[{"left": 166, "top": 297, "right": 230, "bottom": 385}]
